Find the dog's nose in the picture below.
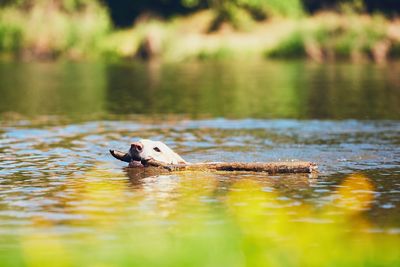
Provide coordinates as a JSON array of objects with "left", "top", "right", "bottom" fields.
[{"left": 131, "top": 142, "right": 143, "bottom": 152}]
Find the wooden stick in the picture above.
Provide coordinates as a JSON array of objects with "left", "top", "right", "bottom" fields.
[
  {"left": 146, "top": 161, "right": 318, "bottom": 174},
  {"left": 110, "top": 149, "right": 132, "bottom": 163},
  {"left": 109, "top": 150, "right": 318, "bottom": 174}
]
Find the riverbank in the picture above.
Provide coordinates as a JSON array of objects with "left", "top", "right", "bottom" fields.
[{"left": 1, "top": 3, "right": 399, "bottom": 63}]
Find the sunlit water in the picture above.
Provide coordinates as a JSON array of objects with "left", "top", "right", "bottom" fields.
[{"left": 0, "top": 61, "right": 399, "bottom": 258}]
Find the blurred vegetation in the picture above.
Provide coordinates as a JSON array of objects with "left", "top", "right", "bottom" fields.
[
  {"left": 204, "top": 0, "right": 304, "bottom": 31},
  {"left": 0, "top": 170, "right": 399, "bottom": 267},
  {"left": 266, "top": 13, "right": 396, "bottom": 63},
  {"left": 0, "top": 0, "right": 111, "bottom": 59},
  {"left": 0, "top": 0, "right": 399, "bottom": 61}
]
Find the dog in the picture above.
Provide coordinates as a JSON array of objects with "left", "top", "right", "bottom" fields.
[
  {"left": 110, "top": 139, "right": 317, "bottom": 174},
  {"left": 110, "top": 139, "right": 187, "bottom": 167}
]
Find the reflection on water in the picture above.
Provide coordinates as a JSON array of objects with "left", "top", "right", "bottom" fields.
[
  {"left": 0, "top": 62, "right": 106, "bottom": 117},
  {"left": 0, "top": 60, "right": 399, "bottom": 265},
  {"left": 0, "top": 119, "right": 399, "bottom": 232},
  {"left": 0, "top": 159, "right": 399, "bottom": 266},
  {"left": 1, "top": 61, "right": 400, "bottom": 119}
]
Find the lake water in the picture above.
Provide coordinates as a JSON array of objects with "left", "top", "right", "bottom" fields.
[{"left": 0, "top": 60, "right": 399, "bottom": 265}]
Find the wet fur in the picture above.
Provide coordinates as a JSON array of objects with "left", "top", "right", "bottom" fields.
[{"left": 110, "top": 139, "right": 186, "bottom": 166}]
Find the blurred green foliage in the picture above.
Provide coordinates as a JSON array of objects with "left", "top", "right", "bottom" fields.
[
  {"left": 103, "top": 0, "right": 304, "bottom": 30},
  {"left": 104, "top": 0, "right": 399, "bottom": 27},
  {"left": 0, "top": 0, "right": 111, "bottom": 59},
  {"left": 0, "top": 0, "right": 96, "bottom": 11},
  {"left": 0, "top": 22, "right": 22, "bottom": 52},
  {"left": 0, "top": 171, "right": 399, "bottom": 267},
  {"left": 0, "top": 0, "right": 399, "bottom": 60},
  {"left": 266, "top": 14, "right": 396, "bottom": 62},
  {"left": 267, "top": 31, "right": 306, "bottom": 58},
  {"left": 2, "top": 0, "right": 397, "bottom": 27},
  {"left": 207, "top": 0, "right": 304, "bottom": 31}
]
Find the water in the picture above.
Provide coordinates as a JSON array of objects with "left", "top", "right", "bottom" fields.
[
  {"left": 0, "top": 60, "right": 399, "bottom": 263},
  {"left": 1, "top": 60, "right": 399, "bottom": 119}
]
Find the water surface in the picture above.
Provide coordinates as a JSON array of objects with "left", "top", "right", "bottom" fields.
[
  {"left": 0, "top": 61, "right": 399, "bottom": 264},
  {"left": 1, "top": 60, "right": 399, "bottom": 119}
]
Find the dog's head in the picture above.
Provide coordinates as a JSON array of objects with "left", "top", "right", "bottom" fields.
[{"left": 129, "top": 139, "right": 187, "bottom": 165}]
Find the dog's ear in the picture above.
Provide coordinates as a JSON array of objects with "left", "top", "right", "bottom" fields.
[{"left": 110, "top": 150, "right": 132, "bottom": 163}]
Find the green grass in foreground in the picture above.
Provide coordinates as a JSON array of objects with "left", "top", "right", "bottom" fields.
[{"left": 0, "top": 170, "right": 399, "bottom": 267}]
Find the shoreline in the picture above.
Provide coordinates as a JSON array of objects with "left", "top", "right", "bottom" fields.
[{"left": 1, "top": 7, "right": 399, "bottom": 63}]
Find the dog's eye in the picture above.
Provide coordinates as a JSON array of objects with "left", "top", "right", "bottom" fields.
[{"left": 153, "top": 147, "right": 161, "bottom": 152}]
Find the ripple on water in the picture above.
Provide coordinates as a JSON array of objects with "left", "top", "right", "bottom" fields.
[{"left": 0, "top": 119, "right": 399, "bottom": 236}]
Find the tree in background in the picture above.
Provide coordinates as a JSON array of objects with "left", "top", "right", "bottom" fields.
[
  {"left": 2, "top": 0, "right": 399, "bottom": 28},
  {"left": 303, "top": 0, "right": 400, "bottom": 16},
  {"left": 101, "top": 0, "right": 399, "bottom": 30},
  {"left": 104, "top": 0, "right": 204, "bottom": 27},
  {"left": 103, "top": 0, "right": 304, "bottom": 30},
  {"left": 206, "top": 0, "right": 304, "bottom": 31},
  {"left": 1, "top": 0, "right": 399, "bottom": 60}
]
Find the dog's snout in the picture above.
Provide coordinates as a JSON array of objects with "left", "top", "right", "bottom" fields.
[{"left": 131, "top": 142, "right": 143, "bottom": 152}]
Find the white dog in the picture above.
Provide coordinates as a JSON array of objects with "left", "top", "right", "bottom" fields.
[
  {"left": 110, "top": 139, "right": 317, "bottom": 174},
  {"left": 110, "top": 139, "right": 187, "bottom": 166}
]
